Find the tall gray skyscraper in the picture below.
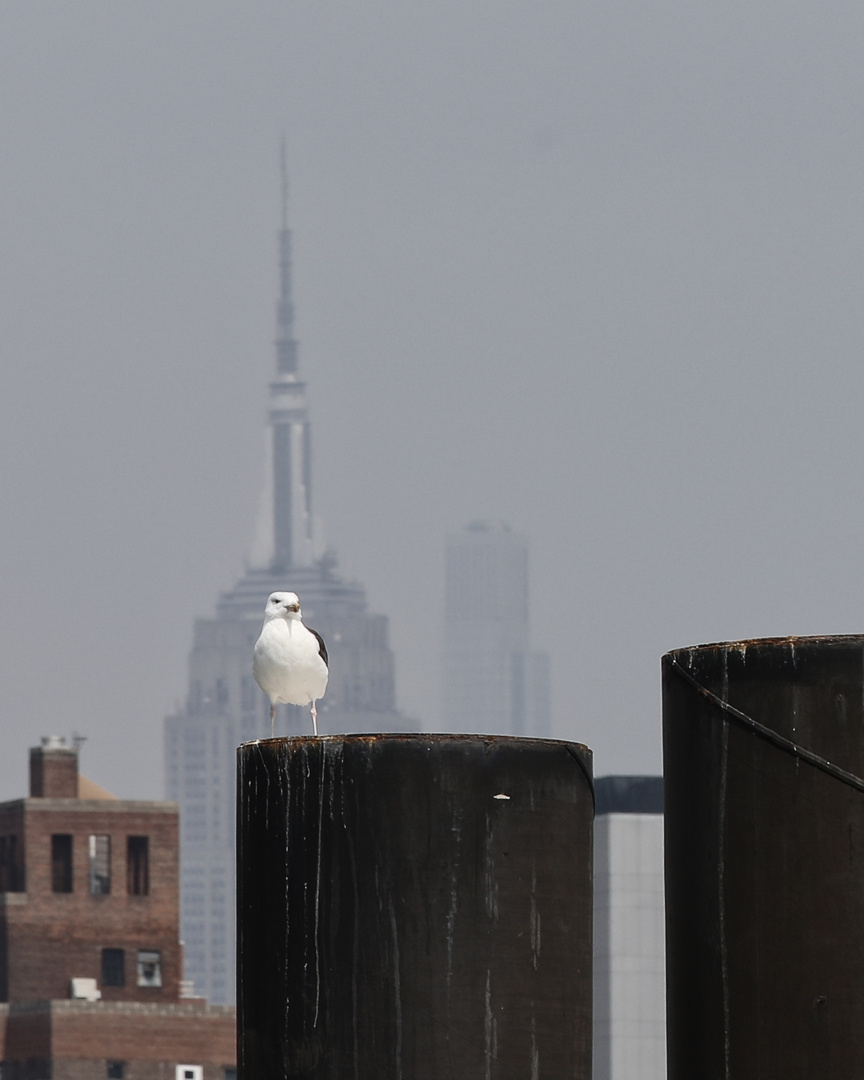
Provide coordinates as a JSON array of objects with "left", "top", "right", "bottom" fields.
[
  {"left": 443, "top": 521, "right": 550, "bottom": 736},
  {"left": 165, "top": 165, "right": 414, "bottom": 1005}
]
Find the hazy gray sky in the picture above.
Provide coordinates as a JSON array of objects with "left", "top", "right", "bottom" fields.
[{"left": 3, "top": 2, "right": 864, "bottom": 798}]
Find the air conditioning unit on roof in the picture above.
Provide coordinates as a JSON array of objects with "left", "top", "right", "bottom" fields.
[{"left": 70, "top": 977, "right": 101, "bottom": 1001}]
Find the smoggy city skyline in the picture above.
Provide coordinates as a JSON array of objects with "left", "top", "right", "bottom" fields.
[{"left": 3, "top": 3, "right": 864, "bottom": 797}]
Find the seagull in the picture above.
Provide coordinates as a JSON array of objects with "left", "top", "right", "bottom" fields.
[{"left": 252, "top": 591, "right": 329, "bottom": 737}]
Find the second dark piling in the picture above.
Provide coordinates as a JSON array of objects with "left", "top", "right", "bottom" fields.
[
  {"left": 237, "top": 733, "right": 593, "bottom": 1079},
  {"left": 663, "top": 636, "right": 864, "bottom": 1079}
]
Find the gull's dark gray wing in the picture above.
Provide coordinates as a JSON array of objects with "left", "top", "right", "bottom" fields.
[{"left": 309, "top": 627, "right": 328, "bottom": 667}]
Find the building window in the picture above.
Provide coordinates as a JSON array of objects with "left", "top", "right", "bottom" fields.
[
  {"left": 0, "top": 835, "right": 22, "bottom": 892},
  {"left": 176, "top": 1068, "right": 203, "bottom": 1080},
  {"left": 223, "top": 1069, "right": 237, "bottom": 1080},
  {"left": 107, "top": 1063, "right": 125, "bottom": 1079},
  {"left": 89, "top": 835, "right": 111, "bottom": 895},
  {"left": 127, "top": 836, "right": 149, "bottom": 895},
  {"left": 137, "top": 950, "right": 162, "bottom": 988},
  {"left": 102, "top": 948, "right": 125, "bottom": 987},
  {"left": 51, "top": 834, "right": 73, "bottom": 892}
]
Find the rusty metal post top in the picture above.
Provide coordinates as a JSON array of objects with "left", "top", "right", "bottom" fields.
[
  {"left": 237, "top": 732, "right": 594, "bottom": 808},
  {"left": 663, "top": 633, "right": 864, "bottom": 782},
  {"left": 240, "top": 730, "right": 591, "bottom": 754},
  {"left": 665, "top": 632, "right": 864, "bottom": 660}
]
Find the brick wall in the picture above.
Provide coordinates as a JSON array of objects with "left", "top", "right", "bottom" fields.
[
  {"left": 29, "top": 748, "right": 78, "bottom": 799},
  {"left": 52, "top": 1063, "right": 230, "bottom": 1080},
  {"left": 0, "top": 749, "right": 236, "bottom": 1078},
  {"left": 51, "top": 1001, "right": 236, "bottom": 1062},
  {"left": 1, "top": 1000, "right": 236, "bottom": 1078},
  {"left": 0, "top": 1003, "right": 52, "bottom": 1062},
  {"left": 1, "top": 799, "right": 181, "bottom": 1004}
]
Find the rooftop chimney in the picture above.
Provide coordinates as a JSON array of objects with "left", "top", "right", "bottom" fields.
[{"left": 30, "top": 737, "right": 78, "bottom": 798}]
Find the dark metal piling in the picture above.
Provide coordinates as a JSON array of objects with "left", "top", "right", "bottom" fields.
[
  {"left": 237, "top": 733, "right": 593, "bottom": 1079},
  {"left": 663, "top": 636, "right": 864, "bottom": 1079}
]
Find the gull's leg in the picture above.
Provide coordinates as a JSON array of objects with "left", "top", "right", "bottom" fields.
[
  {"left": 311, "top": 700, "right": 318, "bottom": 737},
  {"left": 270, "top": 703, "right": 276, "bottom": 739}
]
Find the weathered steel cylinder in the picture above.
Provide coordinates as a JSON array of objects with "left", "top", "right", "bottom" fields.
[
  {"left": 237, "top": 733, "right": 593, "bottom": 1079},
  {"left": 663, "top": 636, "right": 864, "bottom": 1079}
]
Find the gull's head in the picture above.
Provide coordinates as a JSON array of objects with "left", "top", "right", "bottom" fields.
[{"left": 264, "top": 591, "right": 302, "bottom": 622}]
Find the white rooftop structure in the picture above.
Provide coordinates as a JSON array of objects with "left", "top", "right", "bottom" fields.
[{"left": 593, "top": 775, "right": 666, "bottom": 1080}]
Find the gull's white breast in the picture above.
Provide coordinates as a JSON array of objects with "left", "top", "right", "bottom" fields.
[{"left": 253, "top": 619, "right": 329, "bottom": 706}]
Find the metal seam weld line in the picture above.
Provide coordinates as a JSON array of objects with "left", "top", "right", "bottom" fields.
[{"left": 664, "top": 654, "right": 864, "bottom": 794}]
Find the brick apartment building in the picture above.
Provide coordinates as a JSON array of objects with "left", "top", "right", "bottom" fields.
[{"left": 0, "top": 739, "right": 235, "bottom": 1080}]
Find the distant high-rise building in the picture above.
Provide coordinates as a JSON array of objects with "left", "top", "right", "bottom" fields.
[
  {"left": 165, "top": 160, "right": 415, "bottom": 1006},
  {"left": 443, "top": 521, "right": 550, "bottom": 736},
  {"left": 593, "top": 775, "right": 666, "bottom": 1080}
]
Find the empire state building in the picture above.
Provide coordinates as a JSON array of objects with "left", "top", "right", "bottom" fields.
[{"left": 165, "top": 167, "right": 415, "bottom": 1005}]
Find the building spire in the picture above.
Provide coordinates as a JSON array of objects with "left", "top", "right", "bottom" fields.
[
  {"left": 280, "top": 135, "right": 289, "bottom": 231},
  {"left": 268, "top": 145, "right": 313, "bottom": 571},
  {"left": 276, "top": 138, "right": 297, "bottom": 377}
]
